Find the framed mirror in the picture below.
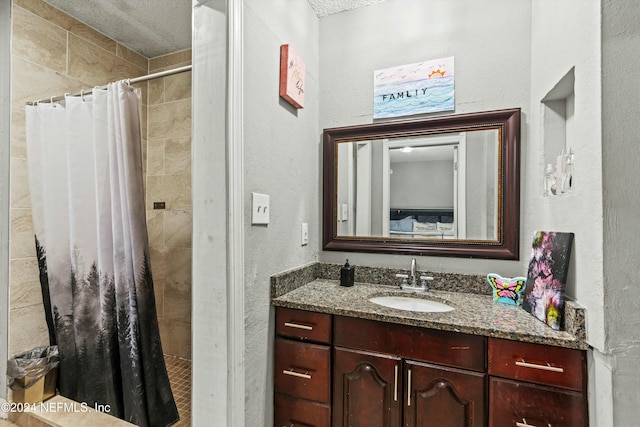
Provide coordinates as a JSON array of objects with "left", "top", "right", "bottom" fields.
[{"left": 322, "top": 108, "right": 520, "bottom": 259}]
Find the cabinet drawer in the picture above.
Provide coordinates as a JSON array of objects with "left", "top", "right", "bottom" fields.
[
  {"left": 489, "top": 377, "right": 587, "bottom": 427},
  {"left": 334, "top": 316, "right": 486, "bottom": 372},
  {"left": 488, "top": 338, "right": 586, "bottom": 392},
  {"left": 275, "top": 337, "right": 331, "bottom": 403},
  {"left": 276, "top": 307, "right": 332, "bottom": 344},
  {"left": 274, "top": 393, "right": 331, "bottom": 427}
]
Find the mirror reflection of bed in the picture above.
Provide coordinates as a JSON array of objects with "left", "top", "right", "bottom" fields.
[{"left": 389, "top": 209, "right": 456, "bottom": 239}]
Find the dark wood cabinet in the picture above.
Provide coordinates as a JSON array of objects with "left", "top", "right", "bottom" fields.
[
  {"left": 274, "top": 307, "right": 588, "bottom": 427},
  {"left": 274, "top": 337, "right": 331, "bottom": 403},
  {"left": 334, "top": 315, "right": 486, "bottom": 372},
  {"left": 274, "top": 394, "right": 331, "bottom": 427},
  {"left": 333, "top": 316, "right": 486, "bottom": 427},
  {"left": 488, "top": 377, "right": 586, "bottom": 427},
  {"left": 274, "top": 309, "right": 332, "bottom": 427},
  {"left": 405, "top": 360, "right": 486, "bottom": 427},
  {"left": 333, "top": 346, "right": 402, "bottom": 427},
  {"left": 488, "top": 338, "right": 588, "bottom": 427},
  {"left": 276, "top": 307, "right": 332, "bottom": 344}
]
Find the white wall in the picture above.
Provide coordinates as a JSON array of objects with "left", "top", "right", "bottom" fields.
[
  {"left": 319, "top": 0, "right": 531, "bottom": 274},
  {"left": 530, "top": 0, "right": 603, "bottom": 348},
  {"left": 241, "top": 0, "right": 320, "bottom": 425},
  {"left": 600, "top": 1, "right": 640, "bottom": 425},
  {"left": 0, "top": 0, "right": 11, "bottom": 397},
  {"left": 529, "top": 1, "right": 615, "bottom": 425},
  {"left": 390, "top": 160, "right": 453, "bottom": 209}
]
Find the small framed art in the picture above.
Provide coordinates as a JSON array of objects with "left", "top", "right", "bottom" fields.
[
  {"left": 521, "top": 231, "right": 574, "bottom": 330},
  {"left": 279, "top": 44, "right": 305, "bottom": 109}
]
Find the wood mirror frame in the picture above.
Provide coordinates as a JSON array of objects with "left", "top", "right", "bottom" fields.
[{"left": 322, "top": 108, "right": 521, "bottom": 259}]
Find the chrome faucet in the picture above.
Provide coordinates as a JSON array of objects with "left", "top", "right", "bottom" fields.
[
  {"left": 396, "top": 258, "right": 433, "bottom": 292},
  {"left": 410, "top": 258, "right": 417, "bottom": 287}
]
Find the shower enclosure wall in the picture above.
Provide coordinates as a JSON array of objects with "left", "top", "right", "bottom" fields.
[{"left": 8, "top": 0, "right": 192, "bottom": 402}]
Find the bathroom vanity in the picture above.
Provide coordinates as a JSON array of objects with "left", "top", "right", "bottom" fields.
[
  {"left": 280, "top": 107, "right": 589, "bottom": 425},
  {"left": 271, "top": 273, "right": 588, "bottom": 427}
]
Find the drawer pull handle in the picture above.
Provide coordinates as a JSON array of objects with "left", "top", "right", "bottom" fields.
[
  {"left": 407, "top": 369, "right": 412, "bottom": 407},
  {"left": 515, "top": 419, "right": 552, "bottom": 427},
  {"left": 282, "top": 368, "right": 312, "bottom": 380},
  {"left": 284, "top": 322, "right": 313, "bottom": 331},
  {"left": 393, "top": 365, "right": 398, "bottom": 402},
  {"left": 515, "top": 360, "right": 564, "bottom": 373}
]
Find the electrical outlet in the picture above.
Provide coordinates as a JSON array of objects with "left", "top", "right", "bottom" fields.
[
  {"left": 301, "top": 223, "right": 308, "bottom": 246},
  {"left": 251, "top": 193, "right": 270, "bottom": 225}
]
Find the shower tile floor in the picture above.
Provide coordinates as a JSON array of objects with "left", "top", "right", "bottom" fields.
[
  {"left": 6, "top": 356, "right": 191, "bottom": 427},
  {"left": 165, "top": 355, "right": 192, "bottom": 427}
]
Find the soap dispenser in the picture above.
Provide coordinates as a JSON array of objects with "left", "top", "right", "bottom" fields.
[{"left": 340, "top": 259, "right": 355, "bottom": 287}]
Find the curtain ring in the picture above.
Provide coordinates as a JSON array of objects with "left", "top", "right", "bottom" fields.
[
  {"left": 80, "top": 89, "right": 85, "bottom": 101},
  {"left": 126, "top": 78, "right": 131, "bottom": 86},
  {"left": 50, "top": 96, "right": 54, "bottom": 104}
]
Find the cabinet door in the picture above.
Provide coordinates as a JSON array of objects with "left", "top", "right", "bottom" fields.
[
  {"left": 333, "top": 346, "right": 402, "bottom": 427},
  {"left": 489, "top": 377, "right": 587, "bottom": 427},
  {"left": 405, "top": 359, "right": 486, "bottom": 427}
]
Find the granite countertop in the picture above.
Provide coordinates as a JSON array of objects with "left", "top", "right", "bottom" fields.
[{"left": 272, "top": 279, "right": 588, "bottom": 350}]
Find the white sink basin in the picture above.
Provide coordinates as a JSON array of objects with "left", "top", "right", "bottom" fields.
[{"left": 369, "top": 295, "right": 454, "bottom": 313}]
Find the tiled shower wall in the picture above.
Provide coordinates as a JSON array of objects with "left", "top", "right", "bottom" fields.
[
  {"left": 8, "top": 0, "right": 192, "bottom": 360},
  {"left": 146, "top": 51, "right": 193, "bottom": 360}
]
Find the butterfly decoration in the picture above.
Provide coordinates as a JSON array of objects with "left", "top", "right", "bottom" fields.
[{"left": 487, "top": 273, "right": 527, "bottom": 305}]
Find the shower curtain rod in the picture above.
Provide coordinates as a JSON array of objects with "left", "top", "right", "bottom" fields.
[{"left": 27, "top": 64, "right": 192, "bottom": 105}]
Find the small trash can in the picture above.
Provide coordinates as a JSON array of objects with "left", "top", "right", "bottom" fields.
[{"left": 7, "top": 346, "right": 59, "bottom": 404}]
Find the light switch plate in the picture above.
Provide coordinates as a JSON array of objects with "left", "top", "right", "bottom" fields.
[
  {"left": 301, "top": 223, "right": 308, "bottom": 246},
  {"left": 251, "top": 192, "right": 270, "bottom": 225}
]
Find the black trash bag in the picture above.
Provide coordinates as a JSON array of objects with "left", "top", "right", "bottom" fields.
[{"left": 7, "top": 346, "right": 59, "bottom": 391}]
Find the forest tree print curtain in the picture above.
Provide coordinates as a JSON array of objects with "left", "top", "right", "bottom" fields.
[{"left": 25, "top": 82, "right": 178, "bottom": 427}]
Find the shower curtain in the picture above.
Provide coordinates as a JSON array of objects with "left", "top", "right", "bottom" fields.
[{"left": 25, "top": 82, "right": 179, "bottom": 427}]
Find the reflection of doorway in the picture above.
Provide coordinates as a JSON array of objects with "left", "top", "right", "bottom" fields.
[
  {"left": 355, "top": 142, "right": 372, "bottom": 236},
  {"left": 382, "top": 134, "right": 466, "bottom": 238}
]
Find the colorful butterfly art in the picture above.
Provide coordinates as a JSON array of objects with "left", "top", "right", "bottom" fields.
[{"left": 487, "top": 273, "right": 527, "bottom": 305}]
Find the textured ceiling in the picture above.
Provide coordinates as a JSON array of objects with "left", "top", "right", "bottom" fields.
[
  {"left": 42, "top": 0, "right": 192, "bottom": 58},
  {"left": 307, "top": 0, "right": 387, "bottom": 16},
  {"left": 40, "top": 0, "right": 386, "bottom": 58}
]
